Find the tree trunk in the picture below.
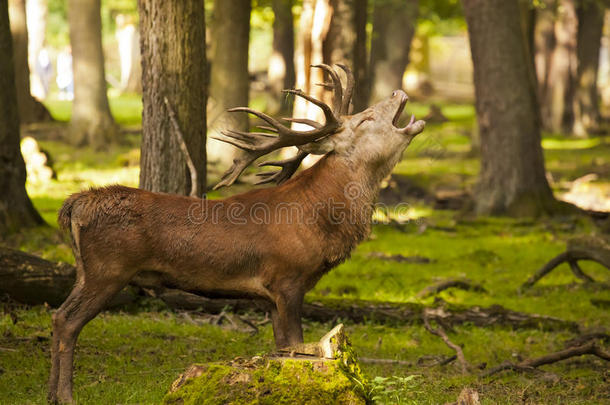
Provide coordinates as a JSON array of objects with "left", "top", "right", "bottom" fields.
[
  {"left": 369, "top": 0, "right": 418, "bottom": 103},
  {"left": 323, "top": 0, "right": 368, "bottom": 112},
  {"left": 0, "top": 1, "right": 44, "bottom": 233},
  {"left": 269, "top": 0, "right": 295, "bottom": 110},
  {"left": 292, "top": 0, "right": 365, "bottom": 126},
  {"left": 115, "top": 15, "right": 142, "bottom": 94},
  {"left": 534, "top": 0, "right": 556, "bottom": 117},
  {"left": 462, "top": 0, "right": 559, "bottom": 217},
  {"left": 138, "top": 0, "right": 207, "bottom": 196},
  {"left": 67, "top": 0, "right": 118, "bottom": 148},
  {"left": 8, "top": 0, "right": 51, "bottom": 124},
  {"left": 539, "top": 0, "right": 578, "bottom": 134},
  {"left": 207, "top": 0, "right": 251, "bottom": 171},
  {"left": 351, "top": 0, "right": 368, "bottom": 112},
  {"left": 26, "top": 0, "right": 48, "bottom": 99},
  {"left": 572, "top": 0, "right": 605, "bottom": 137}
]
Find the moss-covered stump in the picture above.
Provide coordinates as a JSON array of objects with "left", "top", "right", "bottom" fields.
[
  {"left": 163, "top": 325, "right": 370, "bottom": 405},
  {"left": 163, "top": 357, "right": 367, "bottom": 405}
]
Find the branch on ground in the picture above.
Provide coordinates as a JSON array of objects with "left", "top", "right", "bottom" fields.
[
  {"left": 423, "top": 308, "right": 471, "bottom": 374},
  {"left": 482, "top": 341, "right": 610, "bottom": 377}
]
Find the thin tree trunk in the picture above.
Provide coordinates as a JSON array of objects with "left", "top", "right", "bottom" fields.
[
  {"left": 352, "top": 0, "right": 368, "bottom": 112},
  {"left": 269, "top": 0, "right": 295, "bottom": 111},
  {"left": 138, "top": 0, "right": 207, "bottom": 196},
  {"left": 116, "top": 15, "right": 142, "bottom": 94},
  {"left": 8, "top": 0, "right": 51, "bottom": 124},
  {"left": 67, "top": 0, "right": 118, "bottom": 148},
  {"left": 207, "top": 0, "right": 251, "bottom": 171},
  {"left": 462, "top": 0, "right": 561, "bottom": 217},
  {"left": 369, "top": 0, "right": 418, "bottom": 103},
  {"left": 534, "top": 0, "right": 556, "bottom": 119},
  {"left": 540, "top": 0, "right": 578, "bottom": 133},
  {"left": 0, "top": 0, "right": 44, "bottom": 233},
  {"left": 292, "top": 0, "right": 329, "bottom": 128},
  {"left": 572, "top": 0, "right": 605, "bottom": 137},
  {"left": 26, "top": 0, "right": 47, "bottom": 99}
]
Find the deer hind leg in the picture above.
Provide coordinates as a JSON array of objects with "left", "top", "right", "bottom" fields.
[
  {"left": 271, "top": 289, "right": 305, "bottom": 349},
  {"left": 48, "top": 268, "right": 131, "bottom": 404}
]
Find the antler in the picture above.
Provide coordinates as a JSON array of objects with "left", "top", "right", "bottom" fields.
[{"left": 213, "top": 64, "right": 355, "bottom": 190}]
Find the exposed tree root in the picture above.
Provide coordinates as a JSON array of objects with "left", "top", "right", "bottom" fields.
[
  {"left": 416, "top": 278, "right": 487, "bottom": 298},
  {"left": 481, "top": 341, "right": 610, "bottom": 377},
  {"left": 522, "top": 235, "right": 609, "bottom": 289}
]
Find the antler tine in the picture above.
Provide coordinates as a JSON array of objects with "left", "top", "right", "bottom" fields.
[
  {"left": 255, "top": 150, "right": 309, "bottom": 185},
  {"left": 336, "top": 64, "right": 354, "bottom": 115},
  {"left": 311, "top": 64, "right": 343, "bottom": 114},
  {"left": 228, "top": 107, "right": 288, "bottom": 132},
  {"left": 281, "top": 117, "right": 323, "bottom": 129},
  {"left": 213, "top": 154, "right": 264, "bottom": 190},
  {"left": 281, "top": 89, "right": 338, "bottom": 127}
]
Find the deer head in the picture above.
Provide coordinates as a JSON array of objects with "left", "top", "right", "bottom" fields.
[{"left": 213, "top": 64, "right": 426, "bottom": 190}]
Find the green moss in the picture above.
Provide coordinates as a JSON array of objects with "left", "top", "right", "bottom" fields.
[{"left": 162, "top": 357, "right": 368, "bottom": 405}]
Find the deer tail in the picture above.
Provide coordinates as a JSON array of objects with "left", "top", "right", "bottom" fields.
[{"left": 58, "top": 193, "right": 82, "bottom": 233}]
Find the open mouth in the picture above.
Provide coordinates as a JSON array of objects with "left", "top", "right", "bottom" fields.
[{"left": 392, "top": 94, "right": 409, "bottom": 127}]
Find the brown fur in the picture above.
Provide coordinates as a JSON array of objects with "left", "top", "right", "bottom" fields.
[{"left": 48, "top": 89, "right": 425, "bottom": 404}]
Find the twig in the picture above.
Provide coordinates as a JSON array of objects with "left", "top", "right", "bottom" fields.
[
  {"left": 163, "top": 96, "right": 200, "bottom": 198},
  {"left": 482, "top": 341, "right": 610, "bottom": 377},
  {"left": 237, "top": 315, "right": 259, "bottom": 335},
  {"left": 416, "top": 278, "right": 487, "bottom": 299},
  {"left": 423, "top": 309, "right": 470, "bottom": 374}
]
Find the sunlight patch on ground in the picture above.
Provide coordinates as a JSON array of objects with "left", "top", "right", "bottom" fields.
[{"left": 542, "top": 137, "right": 605, "bottom": 150}]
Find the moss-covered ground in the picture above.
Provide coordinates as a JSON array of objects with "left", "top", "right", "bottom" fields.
[{"left": 0, "top": 96, "right": 608, "bottom": 404}]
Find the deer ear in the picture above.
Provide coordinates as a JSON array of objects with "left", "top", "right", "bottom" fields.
[{"left": 298, "top": 138, "right": 336, "bottom": 155}]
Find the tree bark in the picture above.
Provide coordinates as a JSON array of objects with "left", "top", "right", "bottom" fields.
[
  {"left": 369, "top": 0, "right": 418, "bottom": 103},
  {"left": 8, "top": 0, "right": 51, "bottom": 124},
  {"left": 462, "top": 0, "right": 559, "bottom": 216},
  {"left": 207, "top": 0, "right": 251, "bottom": 170},
  {"left": 67, "top": 0, "right": 118, "bottom": 148},
  {"left": 269, "top": 0, "right": 296, "bottom": 108},
  {"left": 572, "top": 0, "right": 605, "bottom": 137},
  {"left": 0, "top": 0, "right": 44, "bottom": 233},
  {"left": 138, "top": 0, "right": 207, "bottom": 196}
]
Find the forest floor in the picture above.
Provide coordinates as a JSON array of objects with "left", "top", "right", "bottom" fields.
[{"left": 0, "top": 95, "right": 609, "bottom": 404}]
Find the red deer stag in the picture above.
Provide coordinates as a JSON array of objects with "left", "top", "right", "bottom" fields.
[{"left": 48, "top": 64, "right": 425, "bottom": 403}]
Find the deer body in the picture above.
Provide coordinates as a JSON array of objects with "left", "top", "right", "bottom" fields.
[{"left": 48, "top": 64, "right": 425, "bottom": 404}]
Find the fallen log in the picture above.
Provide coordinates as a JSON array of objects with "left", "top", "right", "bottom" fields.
[
  {"left": 0, "top": 246, "right": 578, "bottom": 331},
  {"left": 522, "top": 235, "right": 610, "bottom": 289}
]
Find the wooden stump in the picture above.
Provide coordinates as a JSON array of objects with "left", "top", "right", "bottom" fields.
[{"left": 163, "top": 325, "right": 369, "bottom": 405}]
